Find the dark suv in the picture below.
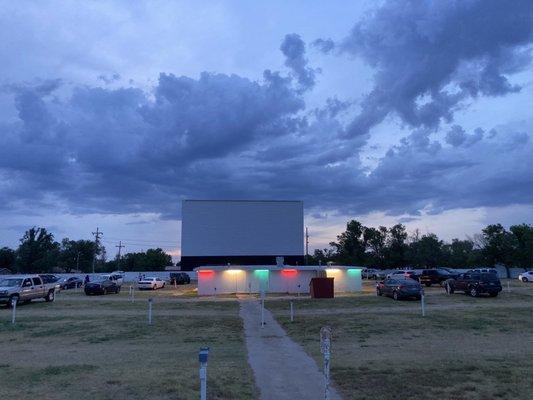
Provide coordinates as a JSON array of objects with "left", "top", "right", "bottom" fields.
[
  {"left": 445, "top": 272, "right": 502, "bottom": 297},
  {"left": 419, "top": 269, "right": 458, "bottom": 287},
  {"left": 169, "top": 272, "right": 191, "bottom": 285}
]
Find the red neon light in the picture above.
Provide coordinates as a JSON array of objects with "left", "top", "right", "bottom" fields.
[
  {"left": 281, "top": 269, "right": 298, "bottom": 276},
  {"left": 198, "top": 270, "right": 214, "bottom": 276}
]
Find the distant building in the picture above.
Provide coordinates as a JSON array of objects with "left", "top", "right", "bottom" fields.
[{"left": 180, "top": 200, "right": 305, "bottom": 271}]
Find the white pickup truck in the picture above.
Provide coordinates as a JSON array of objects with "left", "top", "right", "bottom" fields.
[{"left": 0, "top": 275, "right": 57, "bottom": 307}]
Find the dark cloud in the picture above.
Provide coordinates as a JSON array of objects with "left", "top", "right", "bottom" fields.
[
  {"left": 445, "top": 125, "right": 484, "bottom": 147},
  {"left": 280, "top": 33, "right": 316, "bottom": 91},
  {"left": 97, "top": 73, "right": 121, "bottom": 84},
  {"left": 320, "top": 0, "right": 533, "bottom": 137},
  {"left": 1, "top": 2, "right": 533, "bottom": 225},
  {"left": 312, "top": 38, "right": 335, "bottom": 54}
]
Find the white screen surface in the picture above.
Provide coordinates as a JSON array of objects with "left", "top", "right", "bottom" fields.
[{"left": 181, "top": 200, "right": 304, "bottom": 256}]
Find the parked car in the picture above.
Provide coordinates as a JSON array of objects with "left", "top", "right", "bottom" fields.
[
  {"left": 39, "top": 274, "right": 62, "bottom": 292},
  {"left": 386, "top": 270, "right": 419, "bottom": 281},
  {"left": 376, "top": 278, "right": 422, "bottom": 300},
  {"left": 169, "top": 272, "right": 191, "bottom": 285},
  {"left": 84, "top": 277, "right": 121, "bottom": 295},
  {"left": 444, "top": 272, "right": 502, "bottom": 297},
  {"left": 59, "top": 276, "right": 84, "bottom": 289},
  {"left": 0, "top": 275, "right": 57, "bottom": 307},
  {"left": 418, "top": 269, "right": 458, "bottom": 287},
  {"left": 100, "top": 273, "right": 123, "bottom": 286},
  {"left": 362, "top": 268, "right": 379, "bottom": 279},
  {"left": 138, "top": 277, "right": 166, "bottom": 290},
  {"left": 467, "top": 268, "right": 499, "bottom": 276},
  {"left": 518, "top": 271, "right": 533, "bottom": 282}
]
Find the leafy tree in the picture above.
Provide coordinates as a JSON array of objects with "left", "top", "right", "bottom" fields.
[
  {"left": 364, "top": 226, "right": 388, "bottom": 267},
  {"left": 330, "top": 220, "right": 367, "bottom": 265},
  {"left": 57, "top": 239, "right": 97, "bottom": 273},
  {"left": 386, "top": 224, "right": 408, "bottom": 268},
  {"left": 308, "top": 248, "right": 337, "bottom": 265},
  {"left": 481, "top": 224, "right": 517, "bottom": 277},
  {"left": 408, "top": 233, "right": 443, "bottom": 268},
  {"left": 509, "top": 224, "right": 533, "bottom": 268},
  {"left": 120, "top": 248, "right": 172, "bottom": 271},
  {"left": 15, "top": 227, "right": 59, "bottom": 273},
  {"left": 0, "top": 247, "right": 16, "bottom": 270},
  {"left": 441, "top": 239, "right": 478, "bottom": 268}
]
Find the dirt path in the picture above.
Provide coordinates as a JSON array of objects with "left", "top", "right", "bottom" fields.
[{"left": 239, "top": 298, "right": 342, "bottom": 400}]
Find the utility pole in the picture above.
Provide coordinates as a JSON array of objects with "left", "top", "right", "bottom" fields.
[
  {"left": 116, "top": 241, "right": 125, "bottom": 268},
  {"left": 91, "top": 227, "right": 103, "bottom": 274},
  {"left": 305, "top": 227, "right": 309, "bottom": 265},
  {"left": 76, "top": 251, "right": 81, "bottom": 271}
]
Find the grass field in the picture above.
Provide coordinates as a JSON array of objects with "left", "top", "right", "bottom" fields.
[
  {"left": 266, "top": 280, "right": 533, "bottom": 400},
  {"left": 2, "top": 280, "right": 532, "bottom": 400},
  {"left": 0, "top": 286, "right": 256, "bottom": 400}
]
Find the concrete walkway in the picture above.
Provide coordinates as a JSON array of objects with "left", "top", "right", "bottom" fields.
[{"left": 239, "top": 298, "right": 342, "bottom": 400}]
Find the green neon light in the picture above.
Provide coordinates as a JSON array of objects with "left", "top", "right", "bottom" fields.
[{"left": 254, "top": 269, "right": 270, "bottom": 280}]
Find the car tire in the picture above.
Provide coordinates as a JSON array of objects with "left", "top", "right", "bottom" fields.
[
  {"left": 45, "top": 290, "right": 55, "bottom": 302},
  {"left": 522, "top": 277, "right": 529, "bottom": 282},
  {"left": 7, "top": 295, "right": 19, "bottom": 308},
  {"left": 393, "top": 291, "right": 400, "bottom": 301},
  {"left": 469, "top": 287, "right": 479, "bottom": 297}
]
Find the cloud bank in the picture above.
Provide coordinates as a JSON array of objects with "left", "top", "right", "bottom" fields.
[{"left": 1, "top": 0, "right": 533, "bottom": 224}]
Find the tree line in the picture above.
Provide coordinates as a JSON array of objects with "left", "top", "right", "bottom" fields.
[
  {"left": 308, "top": 221, "right": 533, "bottom": 273},
  {"left": 0, "top": 227, "right": 173, "bottom": 274}
]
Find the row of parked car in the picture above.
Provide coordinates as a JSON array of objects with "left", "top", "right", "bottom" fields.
[
  {"left": 374, "top": 268, "right": 507, "bottom": 300},
  {"left": 0, "top": 272, "right": 192, "bottom": 306}
]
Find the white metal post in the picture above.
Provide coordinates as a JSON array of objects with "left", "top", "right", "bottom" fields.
[
  {"left": 507, "top": 280, "right": 511, "bottom": 293},
  {"left": 11, "top": 298, "right": 17, "bottom": 324},
  {"left": 320, "top": 327, "right": 331, "bottom": 400},
  {"left": 421, "top": 288, "right": 426, "bottom": 317},
  {"left": 290, "top": 301, "right": 294, "bottom": 322},
  {"left": 261, "top": 298, "right": 265, "bottom": 327},
  {"left": 199, "top": 347, "right": 209, "bottom": 400},
  {"left": 148, "top": 298, "right": 153, "bottom": 325}
]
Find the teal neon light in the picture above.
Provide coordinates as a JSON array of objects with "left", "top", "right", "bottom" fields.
[{"left": 254, "top": 269, "right": 270, "bottom": 280}]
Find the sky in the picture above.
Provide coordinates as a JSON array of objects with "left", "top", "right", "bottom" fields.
[{"left": 1, "top": 0, "right": 533, "bottom": 260}]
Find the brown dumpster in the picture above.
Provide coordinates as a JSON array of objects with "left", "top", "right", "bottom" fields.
[{"left": 310, "top": 277, "right": 334, "bottom": 298}]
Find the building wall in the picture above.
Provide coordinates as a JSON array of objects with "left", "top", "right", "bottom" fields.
[{"left": 197, "top": 268, "right": 362, "bottom": 295}]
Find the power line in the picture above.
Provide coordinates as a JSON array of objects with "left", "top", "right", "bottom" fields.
[{"left": 104, "top": 236, "right": 178, "bottom": 244}]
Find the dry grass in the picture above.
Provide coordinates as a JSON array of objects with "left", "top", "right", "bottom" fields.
[
  {"left": 0, "top": 288, "right": 256, "bottom": 400},
  {"left": 266, "top": 280, "right": 533, "bottom": 400}
]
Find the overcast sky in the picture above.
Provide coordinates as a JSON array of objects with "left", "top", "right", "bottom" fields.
[{"left": 1, "top": 0, "right": 533, "bottom": 260}]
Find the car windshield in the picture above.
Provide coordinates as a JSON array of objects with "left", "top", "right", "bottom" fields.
[
  {"left": 0, "top": 278, "right": 23, "bottom": 287},
  {"left": 93, "top": 276, "right": 109, "bottom": 282}
]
